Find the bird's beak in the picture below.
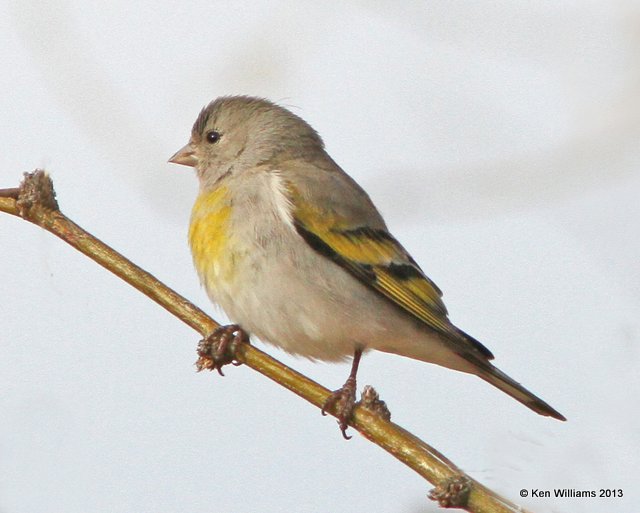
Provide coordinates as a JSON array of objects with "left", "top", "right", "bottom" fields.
[{"left": 168, "top": 143, "right": 198, "bottom": 167}]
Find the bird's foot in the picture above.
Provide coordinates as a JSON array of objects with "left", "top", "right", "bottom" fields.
[
  {"left": 322, "top": 376, "right": 358, "bottom": 440},
  {"left": 195, "top": 324, "right": 249, "bottom": 376}
]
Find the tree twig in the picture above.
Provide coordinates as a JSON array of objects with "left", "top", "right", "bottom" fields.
[{"left": 0, "top": 170, "right": 532, "bottom": 513}]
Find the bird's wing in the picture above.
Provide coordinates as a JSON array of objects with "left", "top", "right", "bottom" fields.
[
  {"left": 296, "top": 217, "right": 448, "bottom": 319},
  {"left": 281, "top": 165, "right": 492, "bottom": 360}
]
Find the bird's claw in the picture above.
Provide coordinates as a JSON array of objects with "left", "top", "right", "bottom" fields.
[
  {"left": 195, "top": 324, "right": 249, "bottom": 375},
  {"left": 322, "top": 376, "right": 358, "bottom": 439}
]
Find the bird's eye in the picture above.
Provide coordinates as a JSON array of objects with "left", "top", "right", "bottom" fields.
[{"left": 206, "top": 130, "right": 221, "bottom": 144}]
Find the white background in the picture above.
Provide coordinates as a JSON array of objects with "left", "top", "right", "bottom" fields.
[{"left": 1, "top": 2, "right": 639, "bottom": 512}]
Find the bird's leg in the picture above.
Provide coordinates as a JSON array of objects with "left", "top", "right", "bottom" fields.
[
  {"left": 195, "top": 324, "right": 250, "bottom": 376},
  {"left": 322, "top": 347, "right": 363, "bottom": 439}
]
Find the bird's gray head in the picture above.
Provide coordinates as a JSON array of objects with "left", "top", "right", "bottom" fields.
[{"left": 169, "top": 96, "right": 324, "bottom": 186}]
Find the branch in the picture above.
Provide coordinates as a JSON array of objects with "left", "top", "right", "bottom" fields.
[{"left": 1, "top": 170, "right": 532, "bottom": 513}]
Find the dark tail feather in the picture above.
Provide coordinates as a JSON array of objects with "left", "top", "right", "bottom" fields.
[{"left": 478, "top": 364, "right": 566, "bottom": 421}]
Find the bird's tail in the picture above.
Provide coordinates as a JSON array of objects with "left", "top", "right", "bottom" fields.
[{"left": 476, "top": 363, "right": 566, "bottom": 421}]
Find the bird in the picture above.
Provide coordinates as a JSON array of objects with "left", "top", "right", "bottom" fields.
[{"left": 169, "top": 95, "right": 565, "bottom": 437}]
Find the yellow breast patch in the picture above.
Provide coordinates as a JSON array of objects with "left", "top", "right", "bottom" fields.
[{"left": 189, "top": 186, "right": 233, "bottom": 284}]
